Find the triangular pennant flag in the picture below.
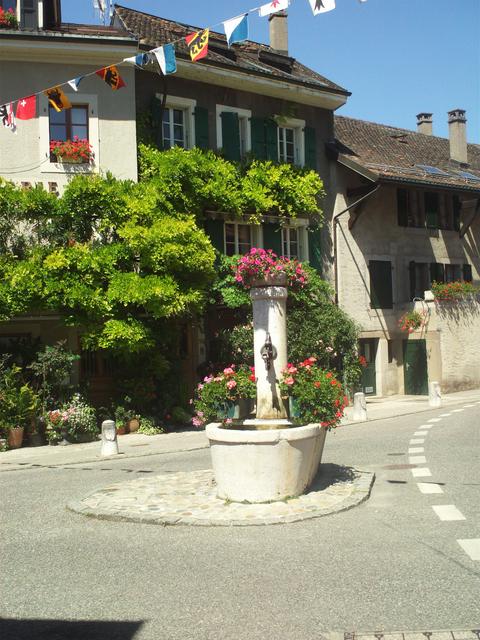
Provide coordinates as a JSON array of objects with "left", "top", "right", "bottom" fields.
[
  {"left": 67, "top": 76, "right": 83, "bottom": 92},
  {"left": 0, "top": 103, "right": 16, "bottom": 132},
  {"left": 96, "top": 65, "right": 126, "bottom": 90},
  {"left": 44, "top": 87, "right": 72, "bottom": 113},
  {"left": 308, "top": 0, "right": 336, "bottom": 15},
  {"left": 185, "top": 29, "right": 210, "bottom": 63},
  {"left": 259, "top": 0, "right": 290, "bottom": 17},
  {"left": 16, "top": 95, "right": 36, "bottom": 120},
  {"left": 151, "top": 44, "right": 177, "bottom": 75},
  {"left": 223, "top": 14, "right": 248, "bottom": 47},
  {"left": 123, "top": 53, "right": 148, "bottom": 67}
]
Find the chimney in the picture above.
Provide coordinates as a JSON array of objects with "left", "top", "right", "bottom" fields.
[
  {"left": 269, "top": 10, "right": 288, "bottom": 56},
  {"left": 416, "top": 112, "right": 433, "bottom": 135},
  {"left": 448, "top": 109, "right": 468, "bottom": 164}
]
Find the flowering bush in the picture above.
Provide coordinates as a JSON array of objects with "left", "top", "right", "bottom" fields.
[
  {"left": 234, "top": 248, "right": 308, "bottom": 289},
  {"left": 280, "top": 358, "right": 347, "bottom": 430},
  {"left": 431, "top": 280, "right": 478, "bottom": 302},
  {"left": 398, "top": 310, "right": 426, "bottom": 333},
  {"left": 45, "top": 394, "right": 98, "bottom": 443},
  {"left": 0, "top": 8, "right": 18, "bottom": 29},
  {"left": 50, "top": 137, "right": 94, "bottom": 164},
  {"left": 192, "top": 365, "right": 256, "bottom": 427}
]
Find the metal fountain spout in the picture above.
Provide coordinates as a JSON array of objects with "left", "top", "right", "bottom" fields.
[{"left": 260, "top": 333, "right": 275, "bottom": 371}]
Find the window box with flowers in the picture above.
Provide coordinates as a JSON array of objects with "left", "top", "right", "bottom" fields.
[
  {"left": 0, "top": 8, "right": 18, "bottom": 29},
  {"left": 50, "top": 137, "right": 94, "bottom": 165},
  {"left": 431, "top": 280, "right": 478, "bottom": 302},
  {"left": 398, "top": 310, "right": 427, "bottom": 333}
]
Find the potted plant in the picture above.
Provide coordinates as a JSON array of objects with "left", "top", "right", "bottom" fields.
[
  {"left": 0, "top": 366, "right": 39, "bottom": 449},
  {"left": 234, "top": 248, "right": 308, "bottom": 289},
  {"left": 431, "top": 280, "right": 478, "bottom": 302},
  {"left": 50, "top": 137, "right": 94, "bottom": 164},
  {"left": 0, "top": 7, "right": 18, "bottom": 29},
  {"left": 45, "top": 395, "right": 98, "bottom": 444},
  {"left": 114, "top": 405, "right": 130, "bottom": 435},
  {"left": 398, "top": 310, "right": 426, "bottom": 333}
]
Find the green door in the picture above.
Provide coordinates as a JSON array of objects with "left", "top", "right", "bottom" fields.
[
  {"left": 403, "top": 340, "right": 428, "bottom": 395},
  {"left": 359, "top": 339, "right": 377, "bottom": 395}
]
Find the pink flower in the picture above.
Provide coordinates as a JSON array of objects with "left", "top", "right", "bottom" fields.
[
  {"left": 284, "top": 376, "right": 295, "bottom": 386},
  {"left": 197, "top": 411, "right": 204, "bottom": 418},
  {"left": 192, "top": 416, "right": 204, "bottom": 427},
  {"left": 223, "top": 367, "right": 235, "bottom": 376},
  {"left": 225, "top": 418, "right": 233, "bottom": 425},
  {"left": 226, "top": 379, "right": 237, "bottom": 390}
]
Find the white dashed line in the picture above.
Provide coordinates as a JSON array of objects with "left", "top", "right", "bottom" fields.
[
  {"left": 414, "top": 431, "right": 428, "bottom": 436},
  {"left": 432, "top": 505, "right": 466, "bottom": 521},
  {"left": 417, "top": 482, "right": 444, "bottom": 494},
  {"left": 439, "top": 413, "right": 451, "bottom": 417},
  {"left": 411, "top": 467, "right": 432, "bottom": 478},
  {"left": 419, "top": 425, "right": 432, "bottom": 429},
  {"left": 463, "top": 404, "right": 476, "bottom": 408},
  {"left": 410, "top": 439, "right": 425, "bottom": 444},
  {"left": 408, "top": 447, "right": 424, "bottom": 453},
  {"left": 428, "top": 418, "right": 442, "bottom": 423},
  {"left": 409, "top": 456, "right": 427, "bottom": 464},
  {"left": 457, "top": 539, "right": 480, "bottom": 561},
  {"left": 452, "top": 409, "right": 464, "bottom": 413}
]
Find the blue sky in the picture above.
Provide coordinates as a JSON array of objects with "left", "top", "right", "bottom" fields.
[{"left": 63, "top": 0, "right": 479, "bottom": 143}]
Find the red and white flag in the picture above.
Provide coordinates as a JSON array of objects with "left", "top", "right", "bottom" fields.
[
  {"left": 0, "top": 102, "right": 16, "bottom": 132},
  {"left": 308, "top": 0, "right": 336, "bottom": 15},
  {"left": 16, "top": 95, "right": 36, "bottom": 120},
  {"left": 259, "top": 0, "right": 290, "bottom": 17}
]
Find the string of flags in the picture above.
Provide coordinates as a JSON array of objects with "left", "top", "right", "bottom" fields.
[{"left": 1, "top": 0, "right": 368, "bottom": 134}]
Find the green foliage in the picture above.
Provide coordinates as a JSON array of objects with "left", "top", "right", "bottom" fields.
[
  {"left": 138, "top": 417, "right": 165, "bottom": 435},
  {"left": 45, "top": 394, "right": 98, "bottom": 443},
  {"left": 28, "top": 341, "right": 80, "bottom": 410},
  {"left": 0, "top": 365, "right": 39, "bottom": 428}
]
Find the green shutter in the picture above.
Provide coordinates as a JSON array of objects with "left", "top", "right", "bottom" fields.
[
  {"left": 194, "top": 106, "right": 209, "bottom": 150},
  {"left": 265, "top": 119, "right": 278, "bottom": 162},
  {"left": 308, "top": 228, "right": 322, "bottom": 273},
  {"left": 151, "top": 96, "right": 164, "bottom": 150},
  {"left": 262, "top": 222, "right": 282, "bottom": 255},
  {"left": 220, "top": 112, "right": 241, "bottom": 161},
  {"left": 304, "top": 126, "right": 317, "bottom": 170},
  {"left": 250, "top": 117, "right": 266, "bottom": 160},
  {"left": 430, "top": 262, "right": 445, "bottom": 285},
  {"left": 204, "top": 219, "right": 224, "bottom": 253},
  {"left": 463, "top": 264, "right": 473, "bottom": 282},
  {"left": 397, "top": 189, "right": 408, "bottom": 227},
  {"left": 425, "top": 192, "right": 439, "bottom": 229},
  {"left": 369, "top": 260, "right": 393, "bottom": 309}
]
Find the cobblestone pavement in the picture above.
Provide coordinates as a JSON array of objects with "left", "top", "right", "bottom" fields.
[
  {"left": 325, "top": 630, "right": 480, "bottom": 640},
  {"left": 68, "top": 463, "right": 375, "bottom": 526}
]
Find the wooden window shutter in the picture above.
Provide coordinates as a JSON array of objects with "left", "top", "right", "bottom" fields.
[
  {"left": 194, "top": 107, "right": 209, "bottom": 150},
  {"left": 369, "top": 260, "right": 393, "bottom": 309},
  {"left": 425, "top": 192, "right": 440, "bottom": 229},
  {"left": 463, "top": 264, "right": 473, "bottom": 282},
  {"left": 150, "top": 96, "right": 164, "bottom": 150},
  {"left": 220, "top": 112, "right": 241, "bottom": 161},
  {"left": 397, "top": 189, "right": 409, "bottom": 227},
  {"left": 265, "top": 119, "right": 278, "bottom": 161},
  {"left": 304, "top": 126, "right": 317, "bottom": 170},
  {"left": 250, "top": 117, "right": 266, "bottom": 160},
  {"left": 430, "top": 262, "right": 445, "bottom": 285},
  {"left": 262, "top": 222, "right": 282, "bottom": 255},
  {"left": 204, "top": 219, "right": 225, "bottom": 253},
  {"left": 308, "top": 227, "right": 322, "bottom": 273}
]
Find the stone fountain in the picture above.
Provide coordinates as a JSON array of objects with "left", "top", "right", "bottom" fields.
[{"left": 206, "top": 276, "right": 327, "bottom": 503}]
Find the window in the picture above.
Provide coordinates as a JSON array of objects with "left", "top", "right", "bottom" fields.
[
  {"left": 0, "top": 0, "right": 17, "bottom": 11},
  {"left": 397, "top": 188, "right": 459, "bottom": 231},
  {"left": 224, "top": 223, "right": 252, "bottom": 256},
  {"left": 216, "top": 106, "right": 251, "bottom": 161},
  {"left": 424, "top": 192, "right": 439, "bottom": 229},
  {"left": 281, "top": 225, "right": 309, "bottom": 260},
  {"left": 409, "top": 262, "right": 430, "bottom": 299},
  {"left": 278, "top": 127, "right": 295, "bottom": 164},
  {"left": 410, "top": 261, "right": 473, "bottom": 299},
  {"left": 445, "top": 264, "right": 462, "bottom": 283},
  {"left": 21, "top": 0, "right": 37, "bottom": 28},
  {"left": 49, "top": 105, "right": 89, "bottom": 162},
  {"left": 369, "top": 260, "right": 393, "bottom": 309},
  {"left": 276, "top": 117, "right": 305, "bottom": 166},
  {"left": 156, "top": 95, "right": 196, "bottom": 151}
]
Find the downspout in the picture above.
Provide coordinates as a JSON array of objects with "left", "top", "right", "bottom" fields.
[{"left": 333, "top": 184, "right": 381, "bottom": 304}]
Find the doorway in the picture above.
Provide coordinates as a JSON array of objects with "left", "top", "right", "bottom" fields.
[
  {"left": 359, "top": 338, "right": 378, "bottom": 396},
  {"left": 403, "top": 339, "right": 428, "bottom": 395}
]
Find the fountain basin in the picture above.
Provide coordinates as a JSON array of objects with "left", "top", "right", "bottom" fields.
[{"left": 205, "top": 422, "right": 327, "bottom": 503}]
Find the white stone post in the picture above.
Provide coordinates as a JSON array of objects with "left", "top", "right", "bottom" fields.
[
  {"left": 353, "top": 392, "right": 368, "bottom": 422},
  {"left": 250, "top": 284, "right": 288, "bottom": 421},
  {"left": 101, "top": 420, "right": 119, "bottom": 456},
  {"left": 429, "top": 381, "right": 442, "bottom": 408}
]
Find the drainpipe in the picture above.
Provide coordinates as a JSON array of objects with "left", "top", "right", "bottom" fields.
[{"left": 333, "top": 184, "right": 381, "bottom": 304}]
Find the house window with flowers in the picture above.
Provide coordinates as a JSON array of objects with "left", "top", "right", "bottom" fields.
[
  {"left": 0, "top": 1, "right": 18, "bottom": 29},
  {"left": 49, "top": 105, "right": 93, "bottom": 164}
]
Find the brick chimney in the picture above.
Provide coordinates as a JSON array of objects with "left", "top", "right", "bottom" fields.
[
  {"left": 448, "top": 109, "right": 468, "bottom": 164},
  {"left": 416, "top": 113, "right": 433, "bottom": 135},
  {"left": 269, "top": 10, "right": 288, "bottom": 55}
]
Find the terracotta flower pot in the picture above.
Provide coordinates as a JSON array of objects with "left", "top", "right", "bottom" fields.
[
  {"left": 116, "top": 424, "right": 127, "bottom": 436},
  {"left": 127, "top": 418, "right": 140, "bottom": 433},
  {"left": 7, "top": 426, "right": 24, "bottom": 449}
]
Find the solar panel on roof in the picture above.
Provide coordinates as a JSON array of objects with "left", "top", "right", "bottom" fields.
[
  {"left": 457, "top": 171, "right": 480, "bottom": 182},
  {"left": 416, "top": 164, "right": 450, "bottom": 176}
]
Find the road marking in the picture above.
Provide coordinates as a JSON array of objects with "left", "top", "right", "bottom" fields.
[
  {"left": 463, "top": 404, "right": 476, "bottom": 408},
  {"left": 428, "top": 418, "right": 442, "bottom": 423},
  {"left": 410, "top": 438, "right": 425, "bottom": 444},
  {"left": 417, "top": 482, "right": 443, "bottom": 494},
  {"left": 409, "top": 456, "right": 427, "bottom": 464},
  {"left": 419, "top": 424, "right": 432, "bottom": 428},
  {"left": 457, "top": 539, "right": 480, "bottom": 560},
  {"left": 432, "top": 505, "right": 466, "bottom": 521},
  {"left": 439, "top": 413, "right": 451, "bottom": 417},
  {"left": 411, "top": 467, "right": 432, "bottom": 477},
  {"left": 452, "top": 409, "right": 464, "bottom": 413},
  {"left": 414, "top": 431, "right": 428, "bottom": 436},
  {"left": 408, "top": 447, "right": 424, "bottom": 453}
]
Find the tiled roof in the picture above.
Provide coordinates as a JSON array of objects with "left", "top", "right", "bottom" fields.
[
  {"left": 114, "top": 4, "right": 349, "bottom": 96},
  {"left": 333, "top": 116, "right": 480, "bottom": 192}
]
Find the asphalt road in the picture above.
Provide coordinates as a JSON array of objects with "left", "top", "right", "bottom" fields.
[{"left": 1, "top": 402, "right": 479, "bottom": 640}]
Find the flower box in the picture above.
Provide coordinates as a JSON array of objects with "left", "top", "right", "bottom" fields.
[
  {"left": 0, "top": 8, "right": 18, "bottom": 29},
  {"left": 50, "top": 137, "right": 94, "bottom": 165}
]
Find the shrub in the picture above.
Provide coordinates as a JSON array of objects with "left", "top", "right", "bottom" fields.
[{"left": 45, "top": 394, "right": 97, "bottom": 443}]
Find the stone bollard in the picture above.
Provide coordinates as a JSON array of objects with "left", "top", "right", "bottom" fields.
[
  {"left": 353, "top": 392, "right": 368, "bottom": 422},
  {"left": 429, "top": 381, "right": 442, "bottom": 408},
  {"left": 101, "top": 420, "right": 119, "bottom": 457}
]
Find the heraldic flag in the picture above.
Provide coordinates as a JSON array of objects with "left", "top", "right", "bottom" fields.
[
  {"left": 259, "top": 0, "right": 290, "bottom": 17},
  {"left": 308, "top": 0, "right": 336, "bottom": 15},
  {"left": 16, "top": 95, "right": 36, "bottom": 120},
  {"left": 185, "top": 29, "right": 210, "bottom": 62},
  {"left": 223, "top": 14, "right": 248, "bottom": 47},
  {"left": 44, "top": 86, "right": 72, "bottom": 112},
  {"left": 151, "top": 44, "right": 177, "bottom": 75},
  {"left": 96, "top": 65, "right": 126, "bottom": 90},
  {"left": 0, "top": 103, "right": 16, "bottom": 131}
]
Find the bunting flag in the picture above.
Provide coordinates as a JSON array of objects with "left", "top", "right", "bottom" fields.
[
  {"left": 44, "top": 86, "right": 72, "bottom": 112},
  {"left": 123, "top": 53, "right": 149, "bottom": 67},
  {"left": 67, "top": 76, "right": 84, "bottom": 92},
  {"left": 185, "top": 29, "right": 210, "bottom": 62},
  {"left": 259, "top": 0, "right": 290, "bottom": 17},
  {"left": 223, "top": 14, "right": 248, "bottom": 47},
  {"left": 96, "top": 65, "right": 126, "bottom": 90},
  {"left": 0, "top": 103, "right": 16, "bottom": 132},
  {"left": 308, "top": 0, "right": 336, "bottom": 15},
  {"left": 16, "top": 95, "right": 36, "bottom": 120},
  {"left": 151, "top": 44, "right": 177, "bottom": 75}
]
